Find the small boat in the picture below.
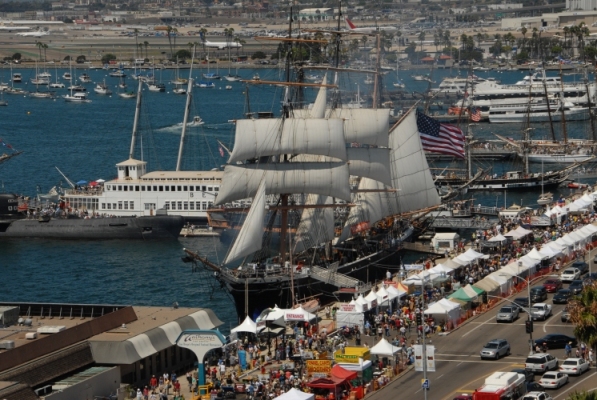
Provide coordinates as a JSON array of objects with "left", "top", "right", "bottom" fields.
[
  {"left": 109, "top": 70, "right": 126, "bottom": 78},
  {"left": 94, "top": 80, "right": 112, "bottom": 95},
  {"left": 147, "top": 83, "right": 166, "bottom": 92},
  {"left": 63, "top": 92, "right": 91, "bottom": 103},
  {"left": 67, "top": 85, "right": 87, "bottom": 92},
  {"left": 223, "top": 74, "right": 241, "bottom": 82},
  {"left": 79, "top": 74, "right": 92, "bottom": 83},
  {"left": 180, "top": 116, "right": 204, "bottom": 127},
  {"left": 4, "top": 87, "right": 25, "bottom": 95},
  {"left": 49, "top": 81, "right": 65, "bottom": 89},
  {"left": 30, "top": 77, "right": 49, "bottom": 85},
  {"left": 38, "top": 71, "right": 51, "bottom": 78},
  {"left": 12, "top": 73, "right": 22, "bottom": 83},
  {"left": 225, "top": 85, "right": 232, "bottom": 90},
  {"left": 29, "top": 91, "right": 54, "bottom": 99},
  {"left": 411, "top": 75, "right": 426, "bottom": 81},
  {"left": 393, "top": 80, "right": 405, "bottom": 89},
  {"left": 252, "top": 73, "right": 260, "bottom": 80},
  {"left": 202, "top": 72, "right": 220, "bottom": 80},
  {"left": 62, "top": 72, "right": 72, "bottom": 81},
  {"left": 568, "top": 182, "right": 589, "bottom": 189},
  {"left": 118, "top": 91, "right": 136, "bottom": 99},
  {"left": 196, "top": 81, "right": 215, "bottom": 88},
  {"left": 537, "top": 192, "right": 553, "bottom": 205},
  {"left": 172, "top": 87, "right": 186, "bottom": 95},
  {"left": 364, "top": 74, "right": 374, "bottom": 85},
  {"left": 305, "top": 74, "right": 320, "bottom": 81}
]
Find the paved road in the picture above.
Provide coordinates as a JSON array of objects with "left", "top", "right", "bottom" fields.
[{"left": 367, "top": 273, "right": 597, "bottom": 400}]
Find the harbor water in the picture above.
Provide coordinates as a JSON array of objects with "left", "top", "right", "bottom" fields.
[{"left": 1, "top": 65, "right": 596, "bottom": 329}]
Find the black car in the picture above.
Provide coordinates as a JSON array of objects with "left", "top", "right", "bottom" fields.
[
  {"left": 553, "top": 289, "right": 572, "bottom": 304},
  {"left": 526, "top": 381, "right": 544, "bottom": 392},
  {"left": 534, "top": 334, "right": 577, "bottom": 349},
  {"left": 571, "top": 261, "right": 589, "bottom": 275},
  {"left": 530, "top": 286, "right": 548, "bottom": 303},
  {"left": 514, "top": 297, "right": 530, "bottom": 311},
  {"left": 569, "top": 280, "right": 584, "bottom": 295},
  {"left": 512, "top": 368, "right": 534, "bottom": 382}
]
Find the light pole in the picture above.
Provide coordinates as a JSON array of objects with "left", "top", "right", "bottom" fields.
[{"left": 501, "top": 266, "right": 534, "bottom": 355}]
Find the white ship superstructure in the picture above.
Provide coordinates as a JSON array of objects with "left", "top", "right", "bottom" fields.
[
  {"left": 466, "top": 70, "right": 595, "bottom": 115},
  {"left": 62, "top": 159, "right": 223, "bottom": 220}
]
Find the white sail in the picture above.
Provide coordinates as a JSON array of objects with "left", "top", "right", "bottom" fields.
[
  {"left": 346, "top": 147, "right": 391, "bottom": 186},
  {"left": 215, "top": 162, "right": 351, "bottom": 205},
  {"left": 224, "top": 180, "right": 267, "bottom": 264},
  {"left": 389, "top": 111, "right": 441, "bottom": 213},
  {"left": 338, "top": 178, "right": 391, "bottom": 243},
  {"left": 229, "top": 118, "right": 346, "bottom": 163},
  {"left": 330, "top": 108, "right": 390, "bottom": 147},
  {"left": 292, "top": 194, "right": 335, "bottom": 253}
]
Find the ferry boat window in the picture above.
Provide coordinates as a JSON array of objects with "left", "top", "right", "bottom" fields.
[
  {"left": 183, "top": 186, "right": 188, "bottom": 191},
  {"left": 118, "top": 201, "right": 123, "bottom": 210},
  {"left": 202, "top": 202, "right": 207, "bottom": 210},
  {"left": 189, "top": 202, "right": 194, "bottom": 210},
  {"left": 202, "top": 186, "right": 206, "bottom": 191},
  {"left": 171, "top": 186, "right": 176, "bottom": 191},
  {"left": 130, "top": 201, "right": 134, "bottom": 209},
  {"left": 118, "top": 185, "right": 122, "bottom": 191},
  {"left": 135, "top": 186, "right": 139, "bottom": 192},
  {"left": 159, "top": 186, "right": 163, "bottom": 192},
  {"left": 101, "top": 203, "right": 105, "bottom": 209},
  {"left": 184, "top": 202, "right": 188, "bottom": 210},
  {"left": 178, "top": 201, "right": 183, "bottom": 210},
  {"left": 208, "top": 201, "right": 213, "bottom": 208},
  {"left": 124, "top": 186, "right": 128, "bottom": 192},
  {"left": 196, "top": 202, "right": 201, "bottom": 209},
  {"left": 141, "top": 186, "right": 146, "bottom": 191},
  {"left": 215, "top": 187, "right": 219, "bottom": 191},
  {"left": 165, "top": 186, "right": 170, "bottom": 192},
  {"left": 124, "top": 202, "right": 129, "bottom": 210},
  {"left": 107, "top": 203, "right": 111, "bottom": 210},
  {"left": 113, "top": 203, "right": 117, "bottom": 209},
  {"left": 208, "top": 187, "right": 213, "bottom": 191},
  {"left": 177, "top": 186, "right": 182, "bottom": 191}
]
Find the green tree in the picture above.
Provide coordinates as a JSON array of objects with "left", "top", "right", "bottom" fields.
[
  {"left": 199, "top": 28, "right": 208, "bottom": 58},
  {"left": 569, "top": 282, "right": 597, "bottom": 353},
  {"left": 101, "top": 53, "right": 117, "bottom": 64},
  {"left": 234, "top": 36, "right": 246, "bottom": 57},
  {"left": 143, "top": 41, "right": 149, "bottom": 60},
  {"left": 134, "top": 28, "right": 139, "bottom": 58},
  {"left": 12, "top": 52, "right": 21, "bottom": 61},
  {"left": 36, "top": 41, "right": 44, "bottom": 61},
  {"left": 76, "top": 55, "right": 86, "bottom": 64},
  {"left": 567, "top": 391, "right": 597, "bottom": 400},
  {"left": 174, "top": 49, "right": 192, "bottom": 60},
  {"left": 166, "top": 25, "right": 177, "bottom": 59},
  {"left": 251, "top": 51, "right": 266, "bottom": 60}
]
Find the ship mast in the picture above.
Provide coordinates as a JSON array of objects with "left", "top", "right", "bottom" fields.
[
  {"left": 558, "top": 64, "right": 568, "bottom": 144},
  {"left": 128, "top": 79, "right": 144, "bottom": 159},
  {"left": 540, "top": 66, "right": 556, "bottom": 142},
  {"left": 176, "top": 47, "right": 195, "bottom": 171}
]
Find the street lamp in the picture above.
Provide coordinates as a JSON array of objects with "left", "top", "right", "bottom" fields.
[{"left": 501, "top": 264, "right": 534, "bottom": 355}]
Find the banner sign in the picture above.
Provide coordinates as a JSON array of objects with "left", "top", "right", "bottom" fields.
[
  {"left": 414, "top": 345, "right": 435, "bottom": 372},
  {"left": 404, "top": 264, "right": 424, "bottom": 271},
  {"left": 306, "top": 360, "right": 332, "bottom": 374},
  {"left": 414, "top": 345, "right": 423, "bottom": 371},
  {"left": 176, "top": 330, "right": 227, "bottom": 386},
  {"left": 339, "top": 304, "right": 356, "bottom": 312},
  {"left": 426, "top": 345, "right": 435, "bottom": 372},
  {"left": 285, "top": 312, "right": 306, "bottom": 321}
]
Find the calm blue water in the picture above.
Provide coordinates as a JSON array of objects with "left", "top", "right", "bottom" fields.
[{"left": 0, "top": 66, "right": 594, "bottom": 329}]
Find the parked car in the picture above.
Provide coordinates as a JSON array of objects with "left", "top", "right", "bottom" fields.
[
  {"left": 480, "top": 339, "right": 511, "bottom": 360},
  {"left": 559, "top": 358, "right": 590, "bottom": 375},
  {"left": 543, "top": 279, "right": 562, "bottom": 293},
  {"left": 530, "top": 286, "right": 548, "bottom": 302},
  {"left": 561, "top": 306, "right": 571, "bottom": 323},
  {"left": 526, "top": 382, "right": 545, "bottom": 392},
  {"left": 571, "top": 261, "right": 589, "bottom": 275},
  {"left": 538, "top": 371, "right": 568, "bottom": 389},
  {"left": 561, "top": 268, "right": 581, "bottom": 282},
  {"left": 569, "top": 280, "right": 584, "bottom": 295},
  {"left": 525, "top": 353, "right": 559, "bottom": 373},
  {"left": 530, "top": 303, "right": 552, "bottom": 321},
  {"left": 522, "top": 392, "right": 553, "bottom": 400},
  {"left": 496, "top": 305, "right": 520, "bottom": 322},
  {"left": 552, "top": 289, "right": 572, "bottom": 304},
  {"left": 514, "top": 297, "right": 530, "bottom": 311},
  {"left": 534, "top": 334, "right": 577, "bottom": 349}
]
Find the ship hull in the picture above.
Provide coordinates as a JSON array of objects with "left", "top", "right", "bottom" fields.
[
  {"left": 435, "top": 174, "right": 568, "bottom": 191},
  {"left": 0, "top": 215, "right": 184, "bottom": 240}
]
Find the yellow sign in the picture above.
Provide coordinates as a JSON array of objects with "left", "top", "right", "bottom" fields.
[
  {"left": 306, "top": 360, "right": 332, "bottom": 374},
  {"left": 334, "top": 349, "right": 371, "bottom": 363}
]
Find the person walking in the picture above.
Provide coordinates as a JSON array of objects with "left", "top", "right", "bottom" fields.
[
  {"left": 589, "top": 349, "right": 594, "bottom": 366},
  {"left": 565, "top": 342, "right": 572, "bottom": 358}
]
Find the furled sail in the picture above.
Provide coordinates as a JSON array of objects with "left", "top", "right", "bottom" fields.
[
  {"left": 224, "top": 180, "right": 266, "bottom": 264},
  {"left": 389, "top": 111, "right": 441, "bottom": 213},
  {"left": 330, "top": 108, "right": 390, "bottom": 147},
  {"left": 292, "top": 194, "right": 335, "bottom": 254},
  {"left": 215, "top": 162, "right": 351, "bottom": 205},
  {"left": 346, "top": 147, "right": 391, "bottom": 186},
  {"left": 228, "top": 118, "right": 347, "bottom": 163},
  {"left": 291, "top": 74, "right": 328, "bottom": 119}
]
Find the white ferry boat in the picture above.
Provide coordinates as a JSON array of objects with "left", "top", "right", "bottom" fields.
[
  {"left": 62, "top": 160, "right": 223, "bottom": 222},
  {"left": 488, "top": 100, "right": 589, "bottom": 123}
]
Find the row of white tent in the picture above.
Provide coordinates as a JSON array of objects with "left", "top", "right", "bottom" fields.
[
  {"left": 348, "top": 284, "right": 408, "bottom": 313},
  {"left": 231, "top": 305, "right": 318, "bottom": 334},
  {"left": 545, "top": 191, "right": 597, "bottom": 219}
]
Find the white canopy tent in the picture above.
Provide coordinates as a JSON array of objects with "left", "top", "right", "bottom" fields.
[
  {"left": 472, "top": 276, "right": 501, "bottom": 294},
  {"left": 349, "top": 299, "right": 366, "bottom": 313},
  {"left": 538, "top": 244, "right": 561, "bottom": 259},
  {"left": 274, "top": 388, "right": 315, "bottom": 400},
  {"left": 501, "top": 262, "right": 529, "bottom": 277},
  {"left": 256, "top": 305, "right": 288, "bottom": 327},
  {"left": 526, "top": 248, "right": 547, "bottom": 261},
  {"left": 386, "top": 285, "right": 407, "bottom": 300},
  {"left": 578, "top": 224, "right": 597, "bottom": 239},
  {"left": 488, "top": 234, "right": 508, "bottom": 243},
  {"left": 231, "top": 316, "right": 263, "bottom": 334},
  {"left": 504, "top": 226, "right": 533, "bottom": 240},
  {"left": 518, "top": 255, "right": 540, "bottom": 269},
  {"left": 355, "top": 294, "right": 370, "bottom": 311},
  {"left": 430, "top": 264, "right": 455, "bottom": 274},
  {"left": 423, "top": 298, "right": 461, "bottom": 327},
  {"left": 284, "top": 306, "right": 317, "bottom": 322},
  {"left": 365, "top": 290, "right": 381, "bottom": 307},
  {"left": 544, "top": 241, "right": 568, "bottom": 256},
  {"left": 453, "top": 248, "right": 484, "bottom": 265},
  {"left": 441, "top": 258, "right": 465, "bottom": 270},
  {"left": 486, "top": 273, "right": 512, "bottom": 295},
  {"left": 376, "top": 286, "right": 391, "bottom": 305},
  {"left": 369, "top": 338, "right": 401, "bottom": 356}
]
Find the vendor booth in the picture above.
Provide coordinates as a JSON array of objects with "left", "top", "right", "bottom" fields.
[
  {"left": 336, "top": 304, "right": 365, "bottom": 334},
  {"left": 431, "top": 232, "right": 460, "bottom": 251},
  {"left": 423, "top": 298, "right": 461, "bottom": 328},
  {"left": 274, "top": 388, "right": 315, "bottom": 400},
  {"left": 306, "top": 377, "right": 351, "bottom": 400}
]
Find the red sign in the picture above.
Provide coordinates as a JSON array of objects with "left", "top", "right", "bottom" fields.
[{"left": 339, "top": 304, "right": 356, "bottom": 312}]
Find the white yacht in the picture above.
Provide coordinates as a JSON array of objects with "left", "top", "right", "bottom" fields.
[
  {"left": 63, "top": 92, "right": 91, "bottom": 103},
  {"left": 488, "top": 100, "right": 589, "bottom": 123},
  {"left": 94, "top": 80, "right": 113, "bottom": 95}
]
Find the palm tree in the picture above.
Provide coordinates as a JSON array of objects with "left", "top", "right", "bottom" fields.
[
  {"left": 143, "top": 41, "right": 149, "bottom": 59},
  {"left": 199, "top": 28, "right": 208, "bottom": 59},
  {"left": 361, "top": 35, "right": 368, "bottom": 50},
  {"left": 36, "top": 41, "right": 44, "bottom": 61},
  {"left": 567, "top": 391, "right": 597, "bottom": 400},
  {"left": 234, "top": 36, "right": 246, "bottom": 57},
  {"left": 166, "top": 26, "right": 177, "bottom": 60},
  {"left": 42, "top": 43, "right": 48, "bottom": 62},
  {"left": 418, "top": 31, "right": 425, "bottom": 53},
  {"left": 134, "top": 28, "right": 139, "bottom": 58},
  {"left": 521, "top": 27, "right": 528, "bottom": 53},
  {"left": 569, "top": 281, "right": 597, "bottom": 361}
]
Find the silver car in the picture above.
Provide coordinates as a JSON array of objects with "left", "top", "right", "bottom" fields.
[
  {"left": 480, "top": 339, "right": 511, "bottom": 360},
  {"left": 496, "top": 305, "right": 520, "bottom": 322}
]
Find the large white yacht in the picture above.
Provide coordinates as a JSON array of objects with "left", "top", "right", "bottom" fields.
[{"left": 62, "top": 159, "right": 222, "bottom": 221}]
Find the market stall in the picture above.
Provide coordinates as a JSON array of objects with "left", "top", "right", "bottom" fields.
[{"left": 274, "top": 388, "right": 315, "bottom": 400}]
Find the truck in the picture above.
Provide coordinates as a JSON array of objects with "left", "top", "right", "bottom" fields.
[
  {"left": 473, "top": 371, "right": 527, "bottom": 400},
  {"left": 530, "top": 303, "right": 552, "bottom": 321}
]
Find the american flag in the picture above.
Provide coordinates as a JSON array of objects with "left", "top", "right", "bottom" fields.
[
  {"left": 416, "top": 110, "right": 465, "bottom": 159},
  {"left": 470, "top": 107, "right": 482, "bottom": 122}
]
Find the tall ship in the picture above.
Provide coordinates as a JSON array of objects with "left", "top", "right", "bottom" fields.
[
  {"left": 61, "top": 77, "right": 223, "bottom": 223},
  {"left": 182, "top": 38, "right": 442, "bottom": 319}
]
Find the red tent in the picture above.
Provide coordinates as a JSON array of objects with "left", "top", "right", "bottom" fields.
[
  {"left": 331, "top": 365, "right": 357, "bottom": 381},
  {"left": 306, "top": 377, "right": 346, "bottom": 389}
]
